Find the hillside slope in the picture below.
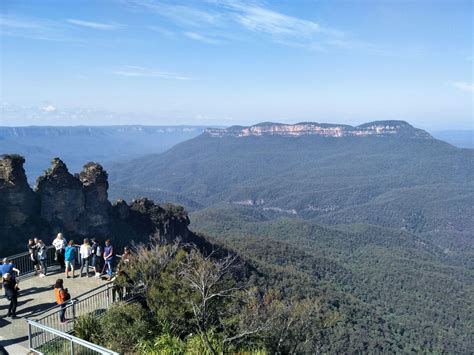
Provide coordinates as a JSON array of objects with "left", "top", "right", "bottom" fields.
[
  {"left": 190, "top": 205, "right": 474, "bottom": 352},
  {"left": 0, "top": 126, "right": 206, "bottom": 183},
  {"left": 109, "top": 121, "right": 474, "bottom": 236}
]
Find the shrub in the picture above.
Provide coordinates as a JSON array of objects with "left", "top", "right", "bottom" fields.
[
  {"left": 100, "top": 301, "right": 152, "bottom": 353},
  {"left": 136, "top": 333, "right": 186, "bottom": 354},
  {"left": 74, "top": 313, "right": 101, "bottom": 343}
]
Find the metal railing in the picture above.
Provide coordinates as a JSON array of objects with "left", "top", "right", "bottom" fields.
[
  {"left": 28, "top": 282, "right": 135, "bottom": 353},
  {"left": 1, "top": 245, "right": 83, "bottom": 278},
  {"left": 1, "top": 246, "right": 57, "bottom": 276},
  {"left": 27, "top": 320, "right": 119, "bottom": 355}
]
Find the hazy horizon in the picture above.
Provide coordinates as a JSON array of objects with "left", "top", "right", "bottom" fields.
[{"left": 1, "top": 0, "right": 473, "bottom": 130}]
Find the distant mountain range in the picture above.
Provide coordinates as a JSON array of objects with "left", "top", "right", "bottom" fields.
[
  {"left": 205, "top": 120, "right": 432, "bottom": 138},
  {"left": 0, "top": 126, "right": 206, "bottom": 183},
  {"left": 108, "top": 120, "right": 473, "bottom": 240},
  {"left": 2, "top": 121, "right": 473, "bottom": 352}
]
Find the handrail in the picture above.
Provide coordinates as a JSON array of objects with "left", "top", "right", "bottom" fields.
[
  {"left": 1, "top": 245, "right": 83, "bottom": 279},
  {"left": 27, "top": 319, "right": 119, "bottom": 354},
  {"left": 32, "top": 282, "right": 112, "bottom": 321}
]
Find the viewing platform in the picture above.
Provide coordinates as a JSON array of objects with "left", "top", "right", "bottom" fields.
[{"left": 0, "top": 248, "right": 117, "bottom": 354}]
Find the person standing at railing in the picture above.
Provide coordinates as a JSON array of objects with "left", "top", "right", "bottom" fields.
[
  {"left": 28, "top": 238, "right": 40, "bottom": 275},
  {"left": 37, "top": 240, "right": 48, "bottom": 277},
  {"left": 64, "top": 240, "right": 77, "bottom": 278},
  {"left": 90, "top": 238, "right": 102, "bottom": 278},
  {"left": 53, "top": 233, "right": 67, "bottom": 269},
  {"left": 54, "top": 278, "right": 70, "bottom": 324},
  {"left": 102, "top": 239, "right": 114, "bottom": 281},
  {"left": 2, "top": 273, "right": 19, "bottom": 318},
  {"left": 0, "top": 258, "right": 20, "bottom": 285},
  {"left": 79, "top": 238, "right": 92, "bottom": 278}
]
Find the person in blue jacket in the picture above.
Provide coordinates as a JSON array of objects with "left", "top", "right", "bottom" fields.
[{"left": 64, "top": 240, "right": 77, "bottom": 278}]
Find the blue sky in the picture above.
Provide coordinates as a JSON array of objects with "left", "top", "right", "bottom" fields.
[{"left": 0, "top": 0, "right": 472, "bottom": 129}]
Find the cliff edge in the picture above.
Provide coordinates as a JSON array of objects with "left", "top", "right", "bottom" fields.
[{"left": 0, "top": 155, "right": 195, "bottom": 256}]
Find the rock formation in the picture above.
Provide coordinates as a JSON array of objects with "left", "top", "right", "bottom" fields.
[
  {"left": 204, "top": 120, "right": 432, "bottom": 139},
  {"left": 0, "top": 155, "right": 195, "bottom": 256},
  {"left": 0, "top": 155, "right": 41, "bottom": 252}
]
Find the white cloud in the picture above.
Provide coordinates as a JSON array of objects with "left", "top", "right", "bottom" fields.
[
  {"left": 40, "top": 104, "right": 57, "bottom": 113},
  {"left": 66, "top": 19, "right": 120, "bottom": 30},
  {"left": 113, "top": 65, "right": 193, "bottom": 80},
  {"left": 220, "top": 1, "right": 342, "bottom": 38},
  {"left": 126, "top": 0, "right": 385, "bottom": 54},
  {"left": 451, "top": 82, "right": 474, "bottom": 92},
  {"left": 184, "top": 31, "right": 222, "bottom": 44},
  {"left": 0, "top": 15, "right": 79, "bottom": 42}
]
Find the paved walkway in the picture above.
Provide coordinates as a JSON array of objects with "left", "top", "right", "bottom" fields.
[{"left": 0, "top": 266, "right": 109, "bottom": 354}]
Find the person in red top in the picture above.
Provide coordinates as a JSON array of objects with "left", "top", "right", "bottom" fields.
[{"left": 54, "top": 279, "right": 69, "bottom": 323}]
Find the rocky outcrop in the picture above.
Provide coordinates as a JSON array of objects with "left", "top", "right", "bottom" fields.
[
  {"left": 205, "top": 120, "right": 432, "bottom": 139},
  {"left": 0, "top": 156, "right": 196, "bottom": 256},
  {"left": 78, "top": 163, "right": 111, "bottom": 234},
  {"left": 0, "top": 155, "right": 41, "bottom": 247},
  {"left": 36, "top": 158, "right": 86, "bottom": 234}
]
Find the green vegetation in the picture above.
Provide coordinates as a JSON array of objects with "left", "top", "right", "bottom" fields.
[
  {"left": 190, "top": 206, "right": 474, "bottom": 353},
  {"left": 74, "top": 241, "right": 336, "bottom": 354},
  {"left": 110, "top": 134, "right": 473, "bottom": 237}
]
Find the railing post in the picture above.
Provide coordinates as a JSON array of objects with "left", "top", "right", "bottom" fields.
[
  {"left": 105, "top": 287, "right": 110, "bottom": 308},
  {"left": 70, "top": 338, "right": 75, "bottom": 355},
  {"left": 28, "top": 321, "right": 33, "bottom": 349},
  {"left": 72, "top": 300, "right": 76, "bottom": 321}
]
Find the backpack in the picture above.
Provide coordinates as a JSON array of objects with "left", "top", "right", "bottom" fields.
[{"left": 63, "top": 289, "right": 71, "bottom": 301}]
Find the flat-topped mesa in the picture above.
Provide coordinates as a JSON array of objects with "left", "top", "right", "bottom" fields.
[{"left": 204, "top": 120, "right": 432, "bottom": 139}]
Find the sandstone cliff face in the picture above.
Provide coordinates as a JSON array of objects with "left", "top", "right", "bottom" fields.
[
  {"left": 204, "top": 121, "right": 432, "bottom": 139},
  {"left": 0, "top": 155, "right": 195, "bottom": 256},
  {"left": 36, "top": 158, "right": 87, "bottom": 235},
  {"left": 0, "top": 155, "right": 38, "bottom": 227},
  {"left": 78, "top": 162, "right": 110, "bottom": 234}
]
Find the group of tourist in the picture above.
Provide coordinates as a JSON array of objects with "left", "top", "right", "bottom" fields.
[
  {"left": 27, "top": 238, "right": 48, "bottom": 277},
  {"left": 2, "top": 232, "right": 132, "bottom": 321},
  {"left": 32, "top": 233, "right": 117, "bottom": 280}
]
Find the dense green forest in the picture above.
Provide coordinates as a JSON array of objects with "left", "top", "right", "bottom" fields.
[
  {"left": 109, "top": 132, "right": 473, "bottom": 237},
  {"left": 105, "top": 126, "right": 474, "bottom": 352},
  {"left": 189, "top": 205, "right": 474, "bottom": 352}
]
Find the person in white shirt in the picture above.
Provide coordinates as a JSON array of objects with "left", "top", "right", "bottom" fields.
[
  {"left": 79, "top": 238, "right": 92, "bottom": 277},
  {"left": 52, "top": 233, "right": 67, "bottom": 269}
]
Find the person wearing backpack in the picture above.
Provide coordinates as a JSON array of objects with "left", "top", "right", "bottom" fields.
[
  {"left": 54, "top": 279, "right": 70, "bottom": 324},
  {"left": 91, "top": 238, "right": 102, "bottom": 278},
  {"left": 37, "top": 240, "right": 47, "bottom": 277}
]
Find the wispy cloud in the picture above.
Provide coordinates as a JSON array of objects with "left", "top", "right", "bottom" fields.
[
  {"left": 219, "top": 0, "right": 343, "bottom": 38},
  {"left": 125, "top": 0, "right": 386, "bottom": 54},
  {"left": 451, "top": 81, "right": 474, "bottom": 92},
  {"left": 113, "top": 65, "right": 193, "bottom": 80},
  {"left": 0, "top": 15, "right": 79, "bottom": 42},
  {"left": 126, "top": 0, "right": 221, "bottom": 27},
  {"left": 184, "top": 31, "right": 222, "bottom": 44},
  {"left": 66, "top": 19, "right": 121, "bottom": 30}
]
